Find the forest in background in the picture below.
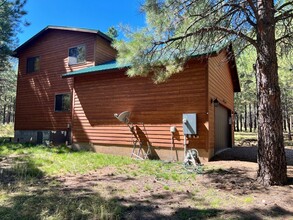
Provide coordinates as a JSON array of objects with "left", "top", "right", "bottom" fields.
[
  {"left": 235, "top": 47, "right": 292, "bottom": 139},
  {"left": 0, "top": 65, "right": 17, "bottom": 124}
]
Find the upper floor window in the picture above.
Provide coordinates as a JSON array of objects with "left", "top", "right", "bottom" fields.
[
  {"left": 27, "top": 56, "right": 40, "bottom": 73},
  {"left": 68, "top": 45, "right": 86, "bottom": 65},
  {"left": 55, "top": 93, "right": 71, "bottom": 112}
]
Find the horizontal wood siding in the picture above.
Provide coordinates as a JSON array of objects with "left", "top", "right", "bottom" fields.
[
  {"left": 73, "top": 60, "right": 209, "bottom": 151},
  {"left": 15, "top": 30, "right": 96, "bottom": 130},
  {"left": 208, "top": 51, "right": 235, "bottom": 155},
  {"left": 95, "top": 36, "right": 117, "bottom": 64}
]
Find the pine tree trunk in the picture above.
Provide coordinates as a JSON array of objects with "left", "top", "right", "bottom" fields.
[
  {"left": 284, "top": 97, "right": 292, "bottom": 141},
  {"left": 244, "top": 104, "right": 247, "bottom": 131},
  {"left": 240, "top": 114, "right": 243, "bottom": 132},
  {"left": 2, "top": 96, "right": 6, "bottom": 124},
  {"left": 249, "top": 103, "right": 252, "bottom": 132},
  {"left": 287, "top": 114, "right": 292, "bottom": 141},
  {"left": 255, "top": 0, "right": 287, "bottom": 185},
  {"left": 236, "top": 114, "right": 239, "bottom": 132},
  {"left": 283, "top": 118, "right": 287, "bottom": 131},
  {"left": 254, "top": 102, "right": 257, "bottom": 132},
  {"left": 12, "top": 97, "right": 16, "bottom": 123}
]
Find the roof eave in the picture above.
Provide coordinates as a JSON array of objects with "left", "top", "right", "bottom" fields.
[
  {"left": 62, "top": 66, "right": 129, "bottom": 78},
  {"left": 227, "top": 44, "right": 241, "bottom": 93}
]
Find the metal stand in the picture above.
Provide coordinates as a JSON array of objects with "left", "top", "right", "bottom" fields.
[
  {"left": 114, "top": 111, "right": 151, "bottom": 160},
  {"left": 129, "top": 123, "right": 150, "bottom": 160}
]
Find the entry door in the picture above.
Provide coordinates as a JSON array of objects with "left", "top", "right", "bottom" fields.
[{"left": 215, "top": 105, "right": 231, "bottom": 153}]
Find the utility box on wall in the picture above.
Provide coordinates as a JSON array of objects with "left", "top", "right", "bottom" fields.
[{"left": 183, "top": 113, "right": 197, "bottom": 135}]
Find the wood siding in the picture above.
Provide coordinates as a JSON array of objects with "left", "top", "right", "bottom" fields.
[
  {"left": 72, "top": 60, "right": 209, "bottom": 153},
  {"left": 15, "top": 30, "right": 97, "bottom": 130},
  {"left": 208, "top": 50, "right": 235, "bottom": 157},
  {"left": 95, "top": 36, "right": 117, "bottom": 64}
]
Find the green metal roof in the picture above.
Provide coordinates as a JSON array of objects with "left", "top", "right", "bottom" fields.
[
  {"left": 62, "top": 60, "right": 130, "bottom": 78},
  {"left": 62, "top": 44, "right": 240, "bottom": 92}
]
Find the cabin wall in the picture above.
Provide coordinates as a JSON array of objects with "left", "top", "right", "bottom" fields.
[
  {"left": 208, "top": 51, "right": 235, "bottom": 158},
  {"left": 14, "top": 30, "right": 97, "bottom": 143},
  {"left": 95, "top": 36, "right": 117, "bottom": 64},
  {"left": 72, "top": 60, "right": 211, "bottom": 161}
]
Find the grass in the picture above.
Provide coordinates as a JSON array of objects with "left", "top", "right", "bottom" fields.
[
  {"left": 0, "top": 143, "right": 192, "bottom": 219},
  {"left": 235, "top": 131, "right": 293, "bottom": 147},
  {"left": 0, "top": 143, "right": 133, "bottom": 176},
  {"left": 0, "top": 189, "right": 124, "bottom": 220},
  {"left": 234, "top": 131, "right": 257, "bottom": 142},
  {"left": 0, "top": 123, "right": 14, "bottom": 138},
  {"left": 0, "top": 142, "right": 200, "bottom": 219},
  {"left": 0, "top": 142, "right": 291, "bottom": 219}
]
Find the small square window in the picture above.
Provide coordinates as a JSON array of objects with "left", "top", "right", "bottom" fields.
[
  {"left": 55, "top": 94, "right": 71, "bottom": 112},
  {"left": 68, "top": 45, "right": 86, "bottom": 65},
  {"left": 27, "top": 56, "right": 40, "bottom": 73}
]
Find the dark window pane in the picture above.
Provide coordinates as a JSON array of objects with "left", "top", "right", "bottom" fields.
[
  {"left": 55, "top": 94, "right": 63, "bottom": 111},
  {"left": 27, "top": 57, "right": 40, "bottom": 73},
  {"left": 55, "top": 94, "right": 71, "bottom": 112}
]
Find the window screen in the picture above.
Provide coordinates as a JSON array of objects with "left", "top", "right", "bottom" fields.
[{"left": 68, "top": 45, "right": 86, "bottom": 65}]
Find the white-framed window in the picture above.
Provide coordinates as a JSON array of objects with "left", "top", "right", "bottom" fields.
[
  {"left": 54, "top": 93, "right": 71, "bottom": 112},
  {"left": 68, "top": 45, "right": 86, "bottom": 65}
]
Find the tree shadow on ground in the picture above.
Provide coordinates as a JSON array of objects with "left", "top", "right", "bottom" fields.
[
  {"left": 1, "top": 182, "right": 292, "bottom": 220},
  {"left": 201, "top": 167, "right": 263, "bottom": 194},
  {"left": 211, "top": 147, "right": 293, "bottom": 166},
  {"left": 0, "top": 156, "right": 44, "bottom": 186}
]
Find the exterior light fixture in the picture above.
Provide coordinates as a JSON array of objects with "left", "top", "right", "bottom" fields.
[{"left": 211, "top": 98, "right": 219, "bottom": 107}]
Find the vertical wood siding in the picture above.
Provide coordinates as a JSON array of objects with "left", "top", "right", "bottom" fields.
[
  {"left": 15, "top": 30, "right": 97, "bottom": 130},
  {"left": 72, "top": 60, "right": 209, "bottom": 151},
  {"left": 208, "top": 51, "right": 235, "bottom": 155}
]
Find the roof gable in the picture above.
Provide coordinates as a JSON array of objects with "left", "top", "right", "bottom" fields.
[{"left": 13, "top": 25, "right": 112, "bottom": 57}]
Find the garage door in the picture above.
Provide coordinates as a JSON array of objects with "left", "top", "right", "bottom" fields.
[{"left": 215, "top": 105, "right": 231, "bottom": 153}]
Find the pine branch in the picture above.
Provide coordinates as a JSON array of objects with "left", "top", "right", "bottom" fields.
[
  {"left": 154, "top": 26, "right": 256, "bottom": 47},
  {"left": 276, "top": 1, "right": 293, "bottom": 12},
  {"left": 275, "top": 9, "right": 293, "bottom": 21}
]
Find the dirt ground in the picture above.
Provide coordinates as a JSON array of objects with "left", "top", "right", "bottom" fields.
[
  {"left": 52, "top": 153, "right": 293, "bottom": 219},
  {"left": 1, "top": 146, "right": 292, "bottom": 219}
]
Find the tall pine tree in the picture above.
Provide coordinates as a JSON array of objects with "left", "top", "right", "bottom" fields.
[{"left": 114, "top": 0, "right": 293, "bottom": 186}]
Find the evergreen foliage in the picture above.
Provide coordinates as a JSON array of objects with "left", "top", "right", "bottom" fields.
[
  {"left": 114, "top": 0, "right": 292, "bottom": 82},
  {"left": 0, "top": 0, "right": 28, "bottom": 71}
]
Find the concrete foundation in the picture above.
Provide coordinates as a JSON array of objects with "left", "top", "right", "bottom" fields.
[{"left": 71, "top": 142, "right": 211, "bottom": 162}]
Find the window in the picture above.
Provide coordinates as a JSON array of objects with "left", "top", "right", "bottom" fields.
[
  {"left": 68, "top": 45, "right": 86, "bottom": 65},
  {"left": 55, "top": 94, "right": 71, "bottom": 112},
  {"left": 26, "top": 56, "right": 40, "bottom": 73}
]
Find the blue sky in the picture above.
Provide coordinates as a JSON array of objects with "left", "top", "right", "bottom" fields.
[{"left": 18, "top": 0, "right": 146, "bottom": 45}]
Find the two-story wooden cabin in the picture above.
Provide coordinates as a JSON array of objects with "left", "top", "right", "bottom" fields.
[{"left": 13, "top": 26, "right": 240, "bottom": 161}]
